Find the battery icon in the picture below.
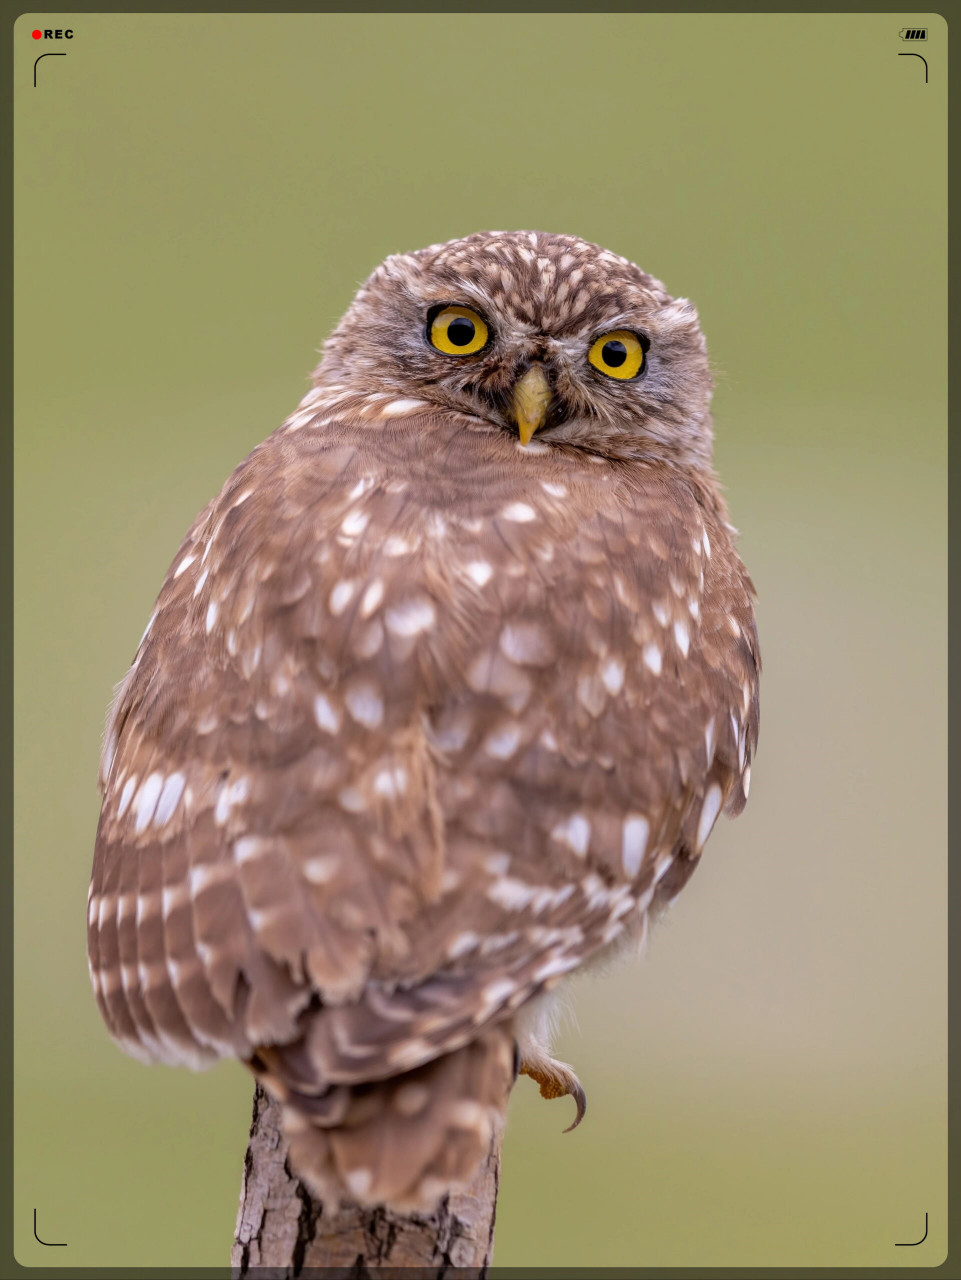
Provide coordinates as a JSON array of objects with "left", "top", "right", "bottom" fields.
[{"left": 899, "top": 28, "right": 927, "bottom": 40}]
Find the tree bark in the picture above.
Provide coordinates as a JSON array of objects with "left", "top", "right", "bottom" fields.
[{"left": 231, "top": 1084, "right": 504, "bottom": 1277}]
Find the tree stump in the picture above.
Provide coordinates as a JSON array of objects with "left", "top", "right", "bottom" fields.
[{"left": 232, "top": 1084, "right": 504, "bottom": 1276}]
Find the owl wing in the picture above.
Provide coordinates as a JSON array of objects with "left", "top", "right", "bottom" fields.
[
  {"left": 88, "top": 414, "right": 757, "bottom": 1115},
  {"left": 275, "top": 452, "right": 758, "bottom": 1082}
]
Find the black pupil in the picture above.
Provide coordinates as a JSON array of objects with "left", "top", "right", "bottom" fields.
[
  {"left": 447, "top": 316, "right": 476, "bottom": 346},
  {"left": 602, "top": 340, "right": 628, "bottom": 367}
]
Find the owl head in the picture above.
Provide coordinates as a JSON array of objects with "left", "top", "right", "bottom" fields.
[{"left": 316, "top": 231, "right": 714, "bottom": 467}]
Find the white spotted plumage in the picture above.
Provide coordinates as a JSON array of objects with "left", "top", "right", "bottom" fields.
[{"left": 88, "top": 230, "right": 759, "bottom": 1215}]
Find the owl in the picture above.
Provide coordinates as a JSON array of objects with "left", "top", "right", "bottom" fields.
[{"left": 87, "top": 231, "right": 759, "bottom": 1212}]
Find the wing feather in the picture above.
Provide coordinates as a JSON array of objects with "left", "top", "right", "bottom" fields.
[{"left": 89, "top": 413, "right": 759, "bottom": 1093}]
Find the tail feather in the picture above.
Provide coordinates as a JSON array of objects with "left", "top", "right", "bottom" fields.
[{"left": 271, "top": 1025, "right": 513, "bottom": 1211}]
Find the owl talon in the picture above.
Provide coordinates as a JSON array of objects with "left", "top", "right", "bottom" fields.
[{"left": 520, "top": 1060, "right": 587, "bottom": 1132}]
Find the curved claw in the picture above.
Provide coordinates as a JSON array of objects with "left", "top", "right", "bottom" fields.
[
  {"left": 561, "top": 1076, "right": 587, "bottom": 1133},
  {"left": 520, "top": 1061, "right": 587, "bottom": 1132}
]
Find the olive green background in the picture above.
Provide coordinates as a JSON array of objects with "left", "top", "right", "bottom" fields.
[{"left": 14, "top": 10, "right": 947, "bottom": 1269}]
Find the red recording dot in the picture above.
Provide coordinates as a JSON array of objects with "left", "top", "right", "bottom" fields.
[{"left": 32, "top": 30, "right": 42, "bottom": 39}]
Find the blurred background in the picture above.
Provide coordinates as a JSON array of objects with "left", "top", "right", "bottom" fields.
[{"left": 14, "top": 12, "right": 945, "bottom": 1269}]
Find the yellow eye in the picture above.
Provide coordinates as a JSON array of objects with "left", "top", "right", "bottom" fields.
[
  {"left": 428, "top": 305, "right": 490, "bottom": 356},
  {"left": 588, "top": 330, "right": 645, "bottom": 380}
]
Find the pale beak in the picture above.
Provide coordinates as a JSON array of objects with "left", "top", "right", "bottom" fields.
[{"left": 511, "top": 364, "right": 552, "bottom": 446}]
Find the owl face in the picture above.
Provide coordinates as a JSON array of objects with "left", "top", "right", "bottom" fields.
[{"left": 318, "top": 231, "right": 715, "bottom": 467}]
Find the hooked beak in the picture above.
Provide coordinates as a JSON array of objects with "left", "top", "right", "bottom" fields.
[{"left": 510, "top": 364, "right": 552, "bottom": 446}]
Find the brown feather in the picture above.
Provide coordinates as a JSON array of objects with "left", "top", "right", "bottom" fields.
[{"left": 87, "top": 231, "right": 760, "bottom": 1208}]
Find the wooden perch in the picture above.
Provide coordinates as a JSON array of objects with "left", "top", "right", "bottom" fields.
[{"left": 232, "top": 1084, "right": 504, "bottom": 1276}]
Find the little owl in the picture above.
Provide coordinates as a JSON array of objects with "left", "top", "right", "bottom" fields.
[{"left": 87, "top": 231, "right": 760, "bottom": 1210}]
